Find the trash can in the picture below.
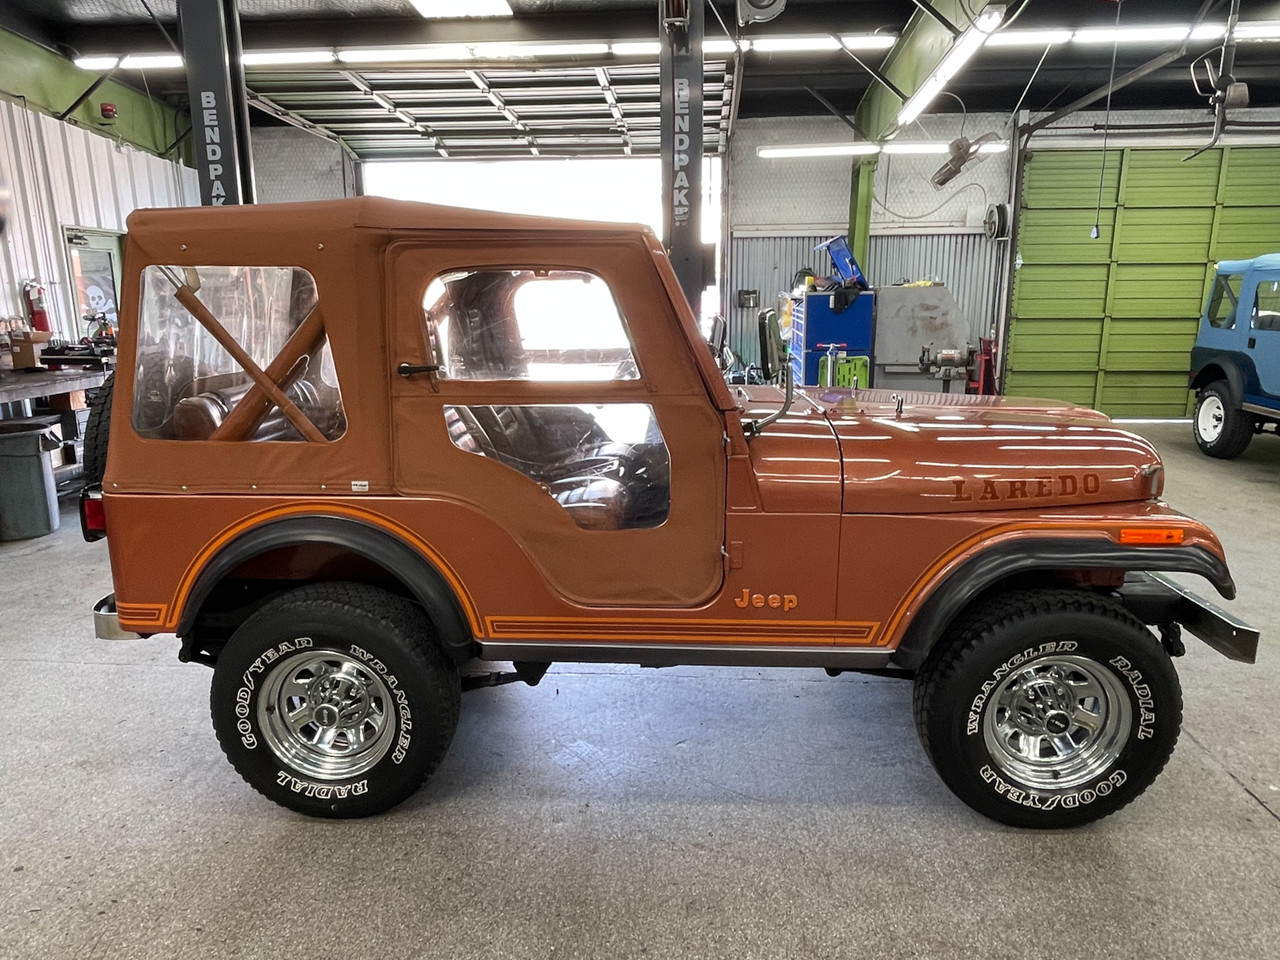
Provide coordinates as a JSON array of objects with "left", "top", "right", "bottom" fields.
[{"left": 0, "top": 419, "right": 61, "bottom": 541}]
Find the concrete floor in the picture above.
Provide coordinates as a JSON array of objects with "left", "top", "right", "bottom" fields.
[{"left": 1, "top": 421, "right": 1277, "bottom": 960}]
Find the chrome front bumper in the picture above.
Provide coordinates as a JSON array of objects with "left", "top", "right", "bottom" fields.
[{"left": 94, "top": 594, "right": 144, "bottom": 641}]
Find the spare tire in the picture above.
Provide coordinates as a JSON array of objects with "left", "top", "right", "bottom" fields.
[{"left": 82, "top": 371, "right": 114, "bottom": 490}]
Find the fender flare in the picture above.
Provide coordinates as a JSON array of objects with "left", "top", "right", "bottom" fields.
[
  {"left": 890, "top": 539, "right": 1235, "bottom": 670},
  {"left": 1191, "top": 355, "right": 1246, "bottom": 402},
  {"left": 175, "top": 515, "right": 475, "bottom": 662}
]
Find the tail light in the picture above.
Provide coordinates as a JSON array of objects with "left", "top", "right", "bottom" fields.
[{"left": 80, "top": 488, "right": 107, "bottom": 542}]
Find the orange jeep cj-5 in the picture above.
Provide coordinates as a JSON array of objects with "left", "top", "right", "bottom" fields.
[{"left": 80, "top": 198, "right": 1259, "bottom": 827}]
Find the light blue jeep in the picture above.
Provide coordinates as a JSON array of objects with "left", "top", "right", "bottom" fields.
[{"left": 1189, "top": 254, "right": 1280, "bottom": 458}]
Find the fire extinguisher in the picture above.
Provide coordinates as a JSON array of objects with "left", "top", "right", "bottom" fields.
[{"left": 22, "top": 279, "right": 51, "bottom": 333}]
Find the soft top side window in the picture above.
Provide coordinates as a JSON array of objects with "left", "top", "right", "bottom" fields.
[
  {"left": 133, "top": 264, "right": 346, "bottom": 442},
  {"left": 1252, "top": 278, "right": 1280, "bottom": 332},
  {"left": 423, "top": 269, "right": 639, "bottom": 382},
  {"left": 1207, "top": 273, "right": 1241, "bottom": 329}
]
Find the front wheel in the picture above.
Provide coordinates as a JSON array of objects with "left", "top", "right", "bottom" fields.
[
  {"left": 1194, "top": 381, "right": 1253, "bottom": 459},
  {"left": 913, "top": 590, "right": 1181, "bottom": 828},
  {"left": 210, "top": 583, "right": 460, "bottom": 817}
]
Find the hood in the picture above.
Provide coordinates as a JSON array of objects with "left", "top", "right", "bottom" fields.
[{"left": 814, "top": 388, "right": 1163, "bottom": 514}]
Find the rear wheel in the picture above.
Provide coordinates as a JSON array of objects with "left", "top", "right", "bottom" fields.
[
  {"left": 1194, "top": 381, "right": 1253, "bottom": 459},
  {"left": 210, "top": 583, "right": 460, "bottom": 817},
  {"left": 913, "top": 590, "right": 1181, "bottom": 828},
  {"left": 81, "top": 371, "right": 113, "bottom": 489}
]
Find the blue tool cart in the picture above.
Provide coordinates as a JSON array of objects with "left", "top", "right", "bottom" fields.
[{"left": 789, "top": 288, "right": 875, "bottom": 386}]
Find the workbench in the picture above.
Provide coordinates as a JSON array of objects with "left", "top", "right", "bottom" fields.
[{"left": 0, "top": 369, "right": 106, "bottom": 410}]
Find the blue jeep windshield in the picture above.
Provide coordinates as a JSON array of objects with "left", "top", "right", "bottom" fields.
[{"left": 1207, "top": 274, "right": 1241, "bottom": 329}]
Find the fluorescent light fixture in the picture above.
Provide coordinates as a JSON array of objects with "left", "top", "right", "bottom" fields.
[
  {"left": 613, "top": 38, "right": 745, "bottom": 56},
  {"left": 473, "top": 41, "right": 610, "bottom": 58},
  {"left": 704, "top": 38, "right": 748, "bottom": 54},
  {"left": 612, "top": 41, "right": 661, "bottom": 56},
  {"left": 751, "top": 36, "right": 841, "bottom": 52},
  {"left": 839, "top": 34, "right": 898, "bottom": 51},
  {"left": 119, "top": 53, "right": 184, "bottom": 69},
  {"left": 1190, "top": 23, "right": 1227, "bottom": 41},
  {"left": 757, "top": 143, "right": 880, "bottom": 158},
  {"left": 1073, "top": 25, "right": 1189, "bottom": 44},
  {"left": 985, "top": 29, "right": 1072, "bottom": 47},
  {"left": 881, "top": 142, "right": 950, "bottom": 155},
  {"left": 1235, "top": 21, "right": 1280, "bottom": 40},
  {"left": 337, "top": 45, "right": 473, "bottom": 63},
  {"left": 242, "top": 49, "right": 335, "bottom": 65},
  {"left": 879, "top": 141, "right": 1009, "bottom": 155},
  {"left": 74, "top": 56, "right": 119, "bottom": 70},
  {"left": 897, "top": 4, "right": 1005, "bottom": 127},
  {"left": 408, "top": 0, "right": 512, "bottom": 16}
]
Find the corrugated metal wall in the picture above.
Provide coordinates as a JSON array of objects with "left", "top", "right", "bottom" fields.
[
  {"left": 1007, "top": 146, "right": 1280, "bottom": 416},
  {"left": 0, "top": 99, "right": 198, "bottom": 338},
  {"left": 727, "top": 234, "right": 827, "bottom": 359},
  {"left": 728, "top": 232, "right": 1006, "bottom": 361}
]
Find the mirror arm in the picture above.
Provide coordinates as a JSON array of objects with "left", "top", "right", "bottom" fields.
[{"left": 745, "top": 351, "right": 795, "bottom": 440}]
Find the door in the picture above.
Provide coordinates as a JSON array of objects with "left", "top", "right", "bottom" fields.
[
  {"left": 63, "top": 227, "right": 124, "bottom": 336},
  {"left": 1008, "top": 146, "right": 1280, "bottom": 416},
  {"left": 388, "top": 235, "right": 727, "bottom": 607},
  {"left": 1246, "top": 271, "right": 1280, "bottom": 398}
]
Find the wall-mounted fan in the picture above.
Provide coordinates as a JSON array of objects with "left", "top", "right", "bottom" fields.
[{"left": 931, "top": 131, "right": 1003, "bottom": 188}]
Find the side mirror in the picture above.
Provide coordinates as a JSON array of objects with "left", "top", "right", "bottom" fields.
[
  {"left": 707, "top": 315, "right": 727, "bottom": 360},
  {"left": 757, "top": 309, "right": 787, "bottom": 382},
  {"left": 745, "top": 309, "right": 795, "bottom": 440}
]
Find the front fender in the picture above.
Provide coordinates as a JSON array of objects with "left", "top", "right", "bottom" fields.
[{"left": 891, "top": 538, "right": 1235, "bottom": 670}]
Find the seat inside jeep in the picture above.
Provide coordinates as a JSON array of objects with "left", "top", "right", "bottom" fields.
[{"left": 443, "top": 404, "right": 670, "bottom": 531}]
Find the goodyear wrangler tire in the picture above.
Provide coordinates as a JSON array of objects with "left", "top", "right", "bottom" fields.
[
  {"left": 210, "top": 583, "right": 460, "bottom": 818},
  {"left": 913, "top": 590, "right": 1181, "bottom": 828}
]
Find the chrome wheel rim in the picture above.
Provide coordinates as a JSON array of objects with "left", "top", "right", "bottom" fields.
[
  {"left": 258, "top": 650, "right": 396, "bottom": 781},
  {"left": 1197, "top": 395, "right": 1225, "bottom": 443},
  {"left": 982, "top": 655, "right": 1132, "bottom": 790}
]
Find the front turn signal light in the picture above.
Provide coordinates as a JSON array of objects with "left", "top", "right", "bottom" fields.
[{"left": 1119, "top": 528, "right": 1184, "bottom": 545}]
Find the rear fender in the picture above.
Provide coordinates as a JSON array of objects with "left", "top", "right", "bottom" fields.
[{"left": 175, "top": 515, "right": 475, "bottom": 663}]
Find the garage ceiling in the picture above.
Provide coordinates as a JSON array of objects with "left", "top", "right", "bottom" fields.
[{"left": 6, "top": 1, "right": 1280, "bottom": 160}]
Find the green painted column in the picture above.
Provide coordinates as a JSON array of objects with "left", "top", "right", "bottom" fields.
[{"left": 848, "top": 157, "right": 877, "bottom": 268}]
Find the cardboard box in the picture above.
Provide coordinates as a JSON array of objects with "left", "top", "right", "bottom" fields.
[
  {"left": 10, "top": 330, "right": 53, "bottom": 369},
  {"left": 49, "top": 390, "right": 88, "bottom": 411}
]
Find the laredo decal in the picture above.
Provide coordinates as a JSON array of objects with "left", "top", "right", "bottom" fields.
[
  {"left": 734, "top": 589, "right": 798, "bottom": 611},
  {"left": 952, "top": 474, "right": 1102, "bottom": 503}
]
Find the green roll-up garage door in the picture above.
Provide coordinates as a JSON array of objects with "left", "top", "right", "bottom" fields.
[{"left": 1007, "top": 146, "right": 1280, "bottom": 416}]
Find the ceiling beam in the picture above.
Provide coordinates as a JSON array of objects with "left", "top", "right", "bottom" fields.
[
  {"left": 854, "top": 0, "right": 999, "bottom": 139},
  {"left": 339, "top": 68, "right": 447, "bottom": 157}
]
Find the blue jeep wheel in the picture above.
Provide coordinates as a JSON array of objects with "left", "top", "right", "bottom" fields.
[{"left": 1194, "top": 381, "right": 1254, "bottom": 459}]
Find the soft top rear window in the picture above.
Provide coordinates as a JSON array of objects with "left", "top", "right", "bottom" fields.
[{"left": 133, "top": 265, "right": 345, "bottom": 442}]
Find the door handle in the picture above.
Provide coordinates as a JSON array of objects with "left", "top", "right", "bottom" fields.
[
  {"left": 1248, "top": 337, "right": 1257, "bottom": 349},
  {"left": 398, "top": 362, "right": 440, "bottom": 377}
]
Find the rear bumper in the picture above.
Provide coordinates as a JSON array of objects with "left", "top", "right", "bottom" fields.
[
  {"left": 1118, "top": 573, "right": 1260, "bottom": 663},
  {"left": 94, "top": 594, "right": 143, "bottom": 641}
]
